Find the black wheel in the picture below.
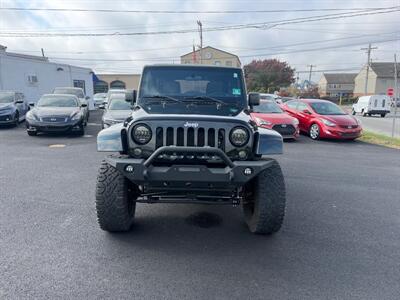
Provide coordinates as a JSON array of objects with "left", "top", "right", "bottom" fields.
[
  {"left": 27, "top": 130, "right": 37, "bottom": 136},
  {"left": 309, "top": 123, "right": 320, "bottom": 140},
  {"left": 381, "top": 113, "right": 386, "bottom": 118},
  {"left": 351, "top": 109, "right": 356, "bottom": 115},
  {"left": 242, "top": 160, "right": 286, "bottom": 234},
  {"left": 14, "top": 111, "right": 19, "bottom": 127},
  {"left": 362, "top": 110, "right": 367, "bottom": 117},
  {"left": 95, "top": 160, "right": 139, "bottom": 232}
]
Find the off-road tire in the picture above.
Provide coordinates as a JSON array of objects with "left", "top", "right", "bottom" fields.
[
  {"left": 351, "top": 109, "right": 356, "bottom": 115},
  {"left": 27, "top": 130, "right": 37, "bottom": 136},
  {"left": 242, "top": 160, "right": 286, "bottom": 234},
  {"left": 96, "top": 160, "right": 138, "bottom": 232},
  {"left": 362, "top": 110, "right": 367, "bottom": 117},
  {"left": 381, "top": 113, "right": 386, "bottom": 118}
]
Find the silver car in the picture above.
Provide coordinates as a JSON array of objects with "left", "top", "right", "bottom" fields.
[{"left": 100, "top": 94, "right": 133, "bottom": 128}]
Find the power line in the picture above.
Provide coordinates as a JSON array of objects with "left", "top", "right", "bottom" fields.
[
  {"left": 0, "top": 7, "right": 398, "bottom": 37},
  {"left": 0, "top": 7, "right": 393, "bottom": 14}
]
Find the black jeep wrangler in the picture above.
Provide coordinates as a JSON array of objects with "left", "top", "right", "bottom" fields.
[{"left": 96, "top": 64, "right": 285, "bottom": 234}]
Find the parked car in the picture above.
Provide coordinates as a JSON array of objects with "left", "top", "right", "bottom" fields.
[
  {"left": 283, "top": 99, "right": 362, "bottom": 140},
  {"left": 260, "top": 93, "right": 283, "bottom": 104},
  {"left": 53, "top": 87, "right": 90, "bottom": 123},
  {"left": 250, "top": 100, "right": 299, "bottom": 140},
  {"left": 95, "top": 64, "right": 286, "bottom": 235},
  {"left": 26, "top": 94, "right": 87, "bottom": 136},
  {"left": 0, "top": 91, "right": 29, "bottom": 126},
  {"left": 100, "top": 94, "right": 133, "bottom": 128},
  {"left": 93, "top": 93, "right": 107, "bottom": 107},
  {"left": 352, "top": 95, "right": 391, "bottom": 117},
  {"left": 105, "top": 89, "right": 126, "bottom": 105}
]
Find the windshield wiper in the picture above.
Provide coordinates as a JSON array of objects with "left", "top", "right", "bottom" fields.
[
  {"left": 183, "top": 96, "right": 227, "bottom": 105},
  {"left": 143, "top": 95, "right": 183, "bottom": 104}
]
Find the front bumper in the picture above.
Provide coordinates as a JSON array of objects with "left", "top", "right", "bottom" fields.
[
  {"left": 0, "top": 112, "right": 16, "bottom": 124},
  {"left": 106, "top": 146, "right": 275, "bottom": 187},
  {"left": 320, "top": 127, "right": 362, "bottom": 139},
  {"left": 26, "top": 119, "right": 83, "bottom": 133}
]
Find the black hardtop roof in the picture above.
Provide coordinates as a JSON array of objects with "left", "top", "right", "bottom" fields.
[{"left": 143, "top": 64, "right": 242, "bottom": 71}]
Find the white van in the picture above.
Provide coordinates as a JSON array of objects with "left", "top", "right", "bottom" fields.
[{"left": 352, "top": 95, "right": 391, "bottom": 117}]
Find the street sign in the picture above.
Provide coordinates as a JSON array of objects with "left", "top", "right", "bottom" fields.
[{"left": 387, "top": 87, "right": 394, "bottom": 96}]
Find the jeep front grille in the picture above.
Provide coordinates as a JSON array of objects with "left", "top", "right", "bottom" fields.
[{"left": 155, "top": 127, "right": 225, "bottom": 150}]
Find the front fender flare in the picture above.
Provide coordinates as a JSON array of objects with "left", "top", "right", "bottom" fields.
[
  {"left": 97, "top": 123, "right": 124, "bottom": 152},
  {"left": 254, "top": 128, "right": 283, "bottom": 155}
]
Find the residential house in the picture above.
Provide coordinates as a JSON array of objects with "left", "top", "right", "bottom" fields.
[
  {"left": 353, "top": 62, "right": 400, "bottom": 96},
  {"left": 318, "top": 73, "right": 357, "bottom": 98},
  {"left": 181, "top": 46, "right": 241, "bottom": 67}
]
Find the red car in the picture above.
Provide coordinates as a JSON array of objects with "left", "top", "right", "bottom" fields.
[
  {"left": 282, "top": 99, "right": 362, "bottom": 140},
  {"left": 251, "top": 100, "right": 299, "bottom": 140}
]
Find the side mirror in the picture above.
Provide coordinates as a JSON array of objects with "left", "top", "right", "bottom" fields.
[
  {"left": 303, "top": 109, "right": 311, "bottom": 114},
  {"left": 85, "top": 96, "right": 90, "bottom": 100},
  {"left": 248, "top": 93, "right": 260, "bottom": 107},
  {"left": 98, "top": 104, "right": 105, "bottom": 109},
  {"left": 15, "top": 100, "right": 24, "bottom": 104},
  {"left": 29, "top": 102, "right": 35, "bottom": 107},
  {"left": 81, "top": 103, "right": 87, "bottom": 107}
]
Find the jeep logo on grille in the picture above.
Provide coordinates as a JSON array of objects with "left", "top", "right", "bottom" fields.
[
  {"left": 281, "top": 124, "right": 287, "bottom": 128},
  {"left": 347, "top": 125, "right": 352, "bottom": 129},
  {"left": 184, "top": 121, "right": 199, "bottom": 128}
]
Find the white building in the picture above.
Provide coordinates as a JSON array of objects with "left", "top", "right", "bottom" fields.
[{"left": 0, "top": 45, "right": 94, "bottom": 109}]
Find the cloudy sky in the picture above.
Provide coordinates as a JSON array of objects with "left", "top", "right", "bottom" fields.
[{"left": 0, "top": 0, "right": 399, "bottom": 81}]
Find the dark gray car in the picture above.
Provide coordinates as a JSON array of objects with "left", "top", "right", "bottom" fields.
[
  {"left": 0, "top": 91, "right": 29, "bottom": 126},
  {"left": 100, "top": 94, "right": 133, "bottom": 128},
  {"left": 26, "top": 94, "right": 87, "bottom": 136}
]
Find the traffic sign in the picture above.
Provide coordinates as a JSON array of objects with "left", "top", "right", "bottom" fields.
[{"left": 387, "top": 87, "right": 394, "bottom": 96}]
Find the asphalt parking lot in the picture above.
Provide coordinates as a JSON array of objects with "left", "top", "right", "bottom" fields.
[{"left": 1, "top": 111, "right": 399, "bottom": 299}]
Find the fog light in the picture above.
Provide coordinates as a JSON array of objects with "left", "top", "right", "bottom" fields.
[
  {"left": 133, "top": 148, "right": 142, "bottom": 156},
  {"left": 125, "top": 165, "right": 134, "bottom": 173},
  {"left": 238, "top": 150, "right": 247, "bottom": 159},
  {"left": 244, "top": 167, "right": 253, "bottom": 175}
]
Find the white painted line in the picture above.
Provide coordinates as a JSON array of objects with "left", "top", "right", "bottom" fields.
[{"left": 48, "top": 144, "right": 66, "bottom": 148}]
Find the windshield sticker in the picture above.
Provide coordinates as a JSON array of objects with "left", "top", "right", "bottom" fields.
[
  {"left": 232, "top": 88, "right": 241, "bottom": 95},
  {"left": 233, "top": 73, "right": 238, "bottom": 78}
]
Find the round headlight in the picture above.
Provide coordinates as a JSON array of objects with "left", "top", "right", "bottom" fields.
[
  {"left": 230, "top": 126, "right": 249, "bottom": 147},
  {"left": 132, "top": 124, "right": 152, "bottom": 145}
]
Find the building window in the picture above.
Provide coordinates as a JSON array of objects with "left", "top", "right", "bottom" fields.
[
  {"left": 94, "top": 80, "right": 108, "bottom": 93},
  {"left": 110, "top": 80, "right": 126, "bottom": 89},
  {"left": 27, "top": 74, "right": 38, "bottom": 85},
  {"left": 73, "top": 80, "right": 86, "bottom": 93},
  {"left": 214, "top": 61, "right": 221, "bottom": 66},
  {"left": 225, "top": 61, "right": 232, "bottom": 66}
]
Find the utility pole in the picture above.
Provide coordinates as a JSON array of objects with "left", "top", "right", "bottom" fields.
[
  {"left": 41, "top": 48, "right": 45, "bottom": 57},
  {"left": 197, "top": 20, "right": 203, "bottom": 65},
  {"left": 307, "top": 64, "right": 316, "bottom": 84},
  {"left": 361, "top": 43, "right": 378, "bottom": 95},
  {"left": 392, "top": 54, "right": 398, "bottom": 138}
]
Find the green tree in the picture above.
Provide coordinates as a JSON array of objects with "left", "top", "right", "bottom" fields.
[{"left": 244, "top": 59, "right": 295, "bottom": 93}]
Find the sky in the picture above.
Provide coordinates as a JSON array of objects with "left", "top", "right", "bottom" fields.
[{"left": 0, "top": 0, "right": 399, "bottom": 82}]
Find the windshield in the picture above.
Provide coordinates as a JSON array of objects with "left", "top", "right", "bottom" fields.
[
  {"left": 94, "top": 93, "right": 106, "bottom": 100},
  {"left": 310, "top": 101, "right": 346, "bottom": 115},
  {"left": 253, "top": 100, "right": 283, "bottom": 113},
  {"left": 108, "top": 98, "right": 132, "bottom": 110},
  {"left": 54, "top": 88, "right": 84, "bottom": 98},
  {"left": 38, "top": 96, "right": 78, "bottom": 107},
  {"left": 0, "top": 92, "right": 14, "bottom": 103},
  {"left": 138, "top": 66, "right": 246, "bottom": 116}
]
